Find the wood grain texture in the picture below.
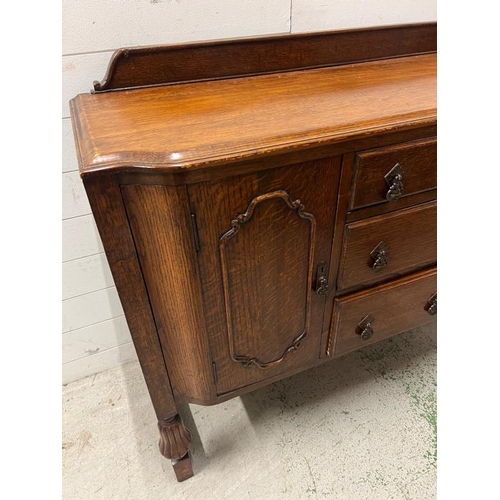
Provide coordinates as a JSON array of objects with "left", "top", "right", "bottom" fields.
[
  {"left": 345, "top": 189, "right": 437, "bottom": 223},
  {"left": 93, "top": 23, "right": 436, "bottom": 92},
  {"left": 121, "top": 184, "right": 216, "bottom": 403},
  {"left": 83, "top": 175, "right": 178, "bottom": 419},
  {"left": 188, "top": 158, "right": 340, "bottom": 395},
  {"left": 70, "top": 53, "right": 436, "bottom": 177},
  {"left": 68, "top": 30, "right": 438, "bottom": 478},
  {"left": 115, "top": 126, "right": 437, "bottom": 188},
  {"left": 337, "top": 202, "right": 437, "bottom": 291},
  {"left": 172, "top": 452, "right": 194, "bottom": 483},
  {"left": 218, "top": 190, "right": 316, "bottom": 370},
  {"left": 158, "top": 414, "right": 192, "bottom": 462},
  {"left": 320, "top": 152, "right": 355, "bottom": 356},
  {"left": 350, "top": 138, "right": 437, "bottom": 210},
  {"left": 329, "top": 267, "right": 437, "bottom": 357},
  {"left": 63, "top": 52, "right": 113, "bottom": 119}
]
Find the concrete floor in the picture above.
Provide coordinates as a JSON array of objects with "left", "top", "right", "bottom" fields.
[{"left": 62, "top": 324, "right": 436, "bottom": 500}]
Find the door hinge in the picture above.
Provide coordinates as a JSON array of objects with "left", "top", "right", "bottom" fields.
[
  {"left": 190, "top": 212, "right": 201, "bottom": 252},
  {"left": 212, "top": 362, "right": 218, "bottom": 385}
]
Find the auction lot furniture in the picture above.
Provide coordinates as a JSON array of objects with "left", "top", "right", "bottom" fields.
[{"left": 70, "top": 23, "right": 437, "bottom": 481}]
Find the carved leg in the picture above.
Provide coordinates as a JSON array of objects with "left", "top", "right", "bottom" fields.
[{"left": 158, "top": 414, "right": 193, "bottom": 482}]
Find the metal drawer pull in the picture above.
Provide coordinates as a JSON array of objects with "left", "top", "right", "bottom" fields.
[
  {"left": 370, "top": 241, "right": 388, "bottom": 272},
  {"left": 426, "top": 292, "right": 437, "bottom": 315},
  {"left": 315, "top": 261, "right": 329, "bottom": 297},
  {"left": 385, "top": 163, "right": 405, "bottom": 201},
  {"left": 357, "top": 315, "right": 374, "bottom": 340}
]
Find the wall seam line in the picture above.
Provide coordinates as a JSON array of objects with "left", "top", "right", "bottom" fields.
[
  {"left": 63, "top": 250, "right": 105, "bottom": 265},
  {"left": 62, "top": 341, "right": 135, "bottom": 366},
  {"left": 62, "top": 314, "right": 126, "bottom": 336},
  {"left": 62, "top": 285, "right": 116, "bottom": 302}
]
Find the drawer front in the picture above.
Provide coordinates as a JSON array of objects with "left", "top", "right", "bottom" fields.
[
  {"left": 329, "top": 268, "right": 436, "bottom": 357},
  {"left": 337, "top": 201, "right": 436, "bottom": 291},
  {"left": 350, "top": 138, "right": 436, "bottom": 211}
]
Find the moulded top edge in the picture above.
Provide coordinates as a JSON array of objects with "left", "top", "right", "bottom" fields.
[{"left": 71, "top": 54, "right": 437, "bottom": 178}]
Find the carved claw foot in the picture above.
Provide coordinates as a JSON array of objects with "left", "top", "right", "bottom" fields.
[{"left": 158, "top": 414, "right": 193, "bottom": 482}]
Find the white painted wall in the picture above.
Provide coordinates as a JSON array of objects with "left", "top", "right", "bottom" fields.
[{"left": 62, "top": 0, "right": 436, "bottom": 384}]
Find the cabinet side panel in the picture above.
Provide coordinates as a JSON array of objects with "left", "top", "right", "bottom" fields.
[
  {"left": 83, "top": 174, "right": 177, "bottom": 419},
  {"left": 121, "top": 184, "right": 215, "bottom": 402}
]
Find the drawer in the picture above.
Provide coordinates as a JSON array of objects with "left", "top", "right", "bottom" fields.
[
  {"left": 350, "top": 138, "right": 437, "bottom": 211},
  {"left": 337, "top": 201, "right": 436, "bottom": 291},
  {"left": 329, "top": 268, "right": 436, "bottom": 357}
]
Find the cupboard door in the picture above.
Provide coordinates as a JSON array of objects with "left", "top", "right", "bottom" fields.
[{"left": 189, "top": 158, "right": 341, "bottom": 394}]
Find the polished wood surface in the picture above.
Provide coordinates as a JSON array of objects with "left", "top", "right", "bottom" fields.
[
  {"left": 93, "top": 23, "right": 436, "bottom": 92},
  {"left": 121, "top": 184, "right": 215, "bottom": 403},
  {"left": 172, "top": 453, "right": 194, "bottom": 483},
  {"left": 337, "top": 202, "right": 437, "bottom": 291},
  {"left": 320, "top": 152, "right": 356, "bottom": 356},
  {"left": 188, "top": 158, "right": 340, "bottom": 394},
  {"left": 158, "top": 415, "right": 192, "bottom": 461},
  {"left": 115, "top": 126, "right": 437, "bottom": 188},
  {"left": 71, "top": 54, "right": 436, "bottom": 177},
  {"left": 83, "top": 175, "right": 178, "bottom": 420},
  {"left": 350, "top": 138, "right": 437, "bottom": 210},
  {"left": 218, "top": 190, "right": 315, "bottom": 370},
  {"left": 158, "top": 415, "right": 194, "bottom": 481},
  {"left": 346, "top": 189, "right": 437, "bottom": 223},
  {"left": 330, "top": 268, "right": 437, "bottom": 357},
  {"left": 72, "top": 28, "right": 437, "bottom": 482}
]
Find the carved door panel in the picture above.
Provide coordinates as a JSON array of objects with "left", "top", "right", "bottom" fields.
[{"left": 188, "top": 158, "right": 341, "bottom": 394}]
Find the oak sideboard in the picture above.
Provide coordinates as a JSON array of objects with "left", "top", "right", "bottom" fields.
[{"left": 70, "top": 23, "right": 437, "bottom": 482}]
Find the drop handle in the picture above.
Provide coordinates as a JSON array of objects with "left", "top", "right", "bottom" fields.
[
  {"left": 385, "top": 163, "right": 404, "bottom": 201},
  {"left": 357, "top": 315, "right": 374, "bottom": 340},
  {"left": 426, "top": 292, "right": 437, "bottom": 315},
  {"left": 370, "top": 241, "right": 388, "bottom": 272}
]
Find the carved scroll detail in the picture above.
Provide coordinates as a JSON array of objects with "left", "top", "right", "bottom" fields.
[
  {"left": 219, "top": 190, "right": 316, "bottom": 369},
  {"left": 158, "top": 415, "right": 192, "bottom": 461}
]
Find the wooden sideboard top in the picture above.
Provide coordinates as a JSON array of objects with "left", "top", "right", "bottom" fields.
[{"left": 71, "top": 52, "right": 436, "bottom": 178}]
